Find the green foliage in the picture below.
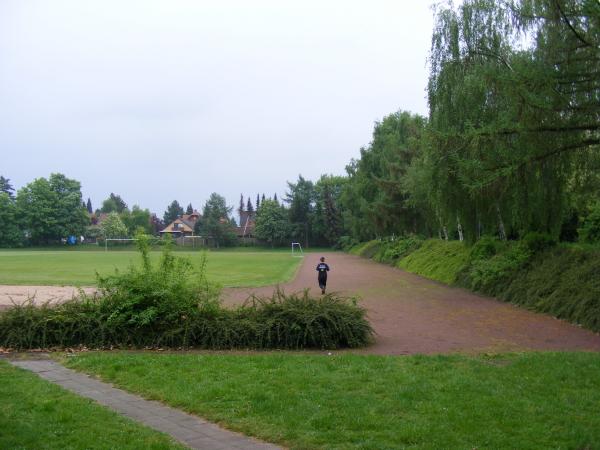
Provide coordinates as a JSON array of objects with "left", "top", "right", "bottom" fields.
[
  {"left": 205, "top": 290, "right": 372, "bottom": 350},
  {"left": 312, "top": 175, "right": 346, "bottom": 246},
  {"left": 254, "top": 199, "right": 291, "bottom": 247},
  {"left": 16, "top": 173, "right": 88, "bottom": 245},
  {"left": 99, "top": 212, "right": 129, "bottom": 239},
  {"left": 338, "top": 235, "right": 359, "bottom": 251},
  {"left": 373, "top": 236, "right": 424, "bottom": 264},
  {"left": 195, "top": 193, "right": 237, "bottom": 247},
  {"left": 120, "top": 205, "right": 152, "bottom": 235},
  {"left": 521, "top": 232, "right": 557, "bottom": 253},
  {"left": 501, "top": 246, "right": 600, "bottom": 332},
  {"left": 579, "top": 202, "right": 600, "bottom": 243},
  {"left": 349, "top": 240, "right": 382, "bottom": 259},
  {"left": 100, "top": 193, "right": 128, "bottom": 214},
  {"left": 285, "top": 175, "right": 315, "bottom": 245},
  {"left": 162, "top": 200, "right": 184, "bottom": 225},
  {"left": 397, "top": 240, "right": 470, "bottom": 284},
  {"left": 0, "top": 192, "right": 23, "bottom": 247},
  {"left": 340, "top": 111, "right": 428, "bottom": 241},
  {"left": 461, "top": 242, "right": 532, "bottom": 295},
  {"left": 0, "top": 175, "right": 15, "bottom": 199}
]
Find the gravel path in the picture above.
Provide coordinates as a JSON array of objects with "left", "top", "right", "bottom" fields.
[{"left": 223, "top": 252, "right": 600, "bottom": 355}]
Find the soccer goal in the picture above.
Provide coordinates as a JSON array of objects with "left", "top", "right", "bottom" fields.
[
  {"left": 104, "top": 238, "right": 138, "bottom": 251},
  {"left": 182, "top": 235, "right": 208, "bottom": 249},
  {"left": 291, "top": 242, "right": 304, "bottom": 257}
]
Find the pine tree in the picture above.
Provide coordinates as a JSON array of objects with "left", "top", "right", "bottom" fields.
[
  {"left": 0, "top": 176, "right": 15, "bottom": 199},
  {"left": 273, "top": 193, "right": 278, "bottom": 204},
  {"left": 186, "top": 203, "right": 194, "bottom": 215},
  {"left": 86, "top": 198, "right": 93, "bottom": 214},
  {"left": 256, "top": 194, "right": 260, "bottom": 210},
  {"left": 239, "top": 194, "right": 244, "bottom": 214},
  {"left": 247, "top": 198, "right": 254, "bottom": 212}
]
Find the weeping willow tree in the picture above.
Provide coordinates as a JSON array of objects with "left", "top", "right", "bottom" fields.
[{"left": 424, "top": 0, "right": 600, "bottom": 241}]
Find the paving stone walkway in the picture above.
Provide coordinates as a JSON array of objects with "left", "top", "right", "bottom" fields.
[{"left": 8, "top": 358, "right": 281, "bottom": 450}]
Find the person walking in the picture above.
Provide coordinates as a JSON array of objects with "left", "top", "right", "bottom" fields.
[{"left": 316, "top": 256, "right": 330, "bottom": 294}]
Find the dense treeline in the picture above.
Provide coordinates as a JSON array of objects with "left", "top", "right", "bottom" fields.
[{"left": 337, "top": 0, "right": 600, "bottom": 245}]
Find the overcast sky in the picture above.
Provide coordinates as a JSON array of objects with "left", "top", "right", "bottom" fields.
[{"left": 0, "top": 0, "right": 437, "bottom": 219}]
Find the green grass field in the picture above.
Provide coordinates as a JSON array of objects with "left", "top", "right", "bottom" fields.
[
  {"left": 62, "top": 351, "right": 600, "bottom": 450},
  {"left": 0, "top": 250, "right": 302, "bottom": 287},
  {"left": 0, "top": 360, "right": 185, "bottom": 449}
]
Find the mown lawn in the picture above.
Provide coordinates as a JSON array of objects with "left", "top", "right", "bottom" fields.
[
  {"left": 63, "top": 352, "right": 600, "bottom": 449},
  {"left": 0, "top": 250, "right": 301, "bottom": 287},
  {"left": 0, "top": 359, "right": 185, "bottom": 450}
]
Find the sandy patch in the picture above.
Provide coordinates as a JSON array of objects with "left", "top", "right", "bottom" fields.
[{"left": 0, "top": 285, "right": 96, "bottom": 308}]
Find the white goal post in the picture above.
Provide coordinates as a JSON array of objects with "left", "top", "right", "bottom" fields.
[
  {"left": 291, "top": 242, "right": 304, "bottom": 257},
  {"left": 104, "top": 238, "right": 138, "bottom": 251},
  {"left": 182, "top": 235, "right": 208, "bottom": 248}
]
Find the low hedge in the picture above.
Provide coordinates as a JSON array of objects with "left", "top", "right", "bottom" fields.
[{"left": 0, "top": 290, "right": 373, "bottom": 350}]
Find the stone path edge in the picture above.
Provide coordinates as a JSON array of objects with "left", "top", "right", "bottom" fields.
[{"left": 4, "top": 356, "right": 281, "bottom": 450}]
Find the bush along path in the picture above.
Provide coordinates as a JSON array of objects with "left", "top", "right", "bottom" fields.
[
  {"left": 0, "top": 236, "right": 372, "bottom": 351},
  {"left": 223, "top": 251, "right": 600, "bottom": 355}
]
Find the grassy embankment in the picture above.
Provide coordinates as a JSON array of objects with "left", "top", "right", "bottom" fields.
[
  {"left": 0, "top": 250, "right": 302, "bottom": 287},
  {"left": 350, "top": 237, "right": 600, "bottom": 332},
  {"left": 0, "top": 359, "right": 185, "bottom": 450},
  {"left": 62, "top": 351, "right": 600, "bottom": 450}
]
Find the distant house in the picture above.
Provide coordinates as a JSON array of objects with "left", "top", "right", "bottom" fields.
[
  {"left": 237, "top": 209, "right": 256, "bottom": 239},
  {"left": 160, "top": 211, "right": 201, "bottom": 238}
]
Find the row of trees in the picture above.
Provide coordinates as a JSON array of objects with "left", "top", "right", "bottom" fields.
[
  {"left": 0, "top": 174, "right": 89, "bottom": 246},
  {"left": 258, "top": 0, "right": 600, "bottom": 247},
  {"left": 309, "top": 0, "right": 599, "bottom": 245}
]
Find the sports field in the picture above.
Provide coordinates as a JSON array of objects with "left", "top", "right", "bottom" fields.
[{"left": 0, "top": 250, "right": 302, "bottom": 287}]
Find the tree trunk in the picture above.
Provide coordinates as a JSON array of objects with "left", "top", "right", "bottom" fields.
[
  {"left": 457, "top": 215, "right": 464, "bottom": 242},
  {"left": 496, "top": 203, "right": 506, "bottom": 241}
]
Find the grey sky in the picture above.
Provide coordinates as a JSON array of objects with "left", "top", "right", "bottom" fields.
[{"left": 0, "top": 0, "right": 435, "bottom": 219}]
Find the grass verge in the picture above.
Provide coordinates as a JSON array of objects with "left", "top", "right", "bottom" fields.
[
  {"left": 0, "top": 359, "right": 185, "bottom": 450},
  {"left": 63, "top": 351, "right": 600, "bottom": 450}
]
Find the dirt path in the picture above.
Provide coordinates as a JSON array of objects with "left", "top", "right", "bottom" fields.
[
  {"left": 0, "top": 285, "right": 95, "bottom": 310},
  {"left": 223, "top": 252, "right": 600, "bottom": 355}
]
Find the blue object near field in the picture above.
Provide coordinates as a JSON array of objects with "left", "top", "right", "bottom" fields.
[{"left": 67, "top": 235, "right": 77, "bottom": 245}]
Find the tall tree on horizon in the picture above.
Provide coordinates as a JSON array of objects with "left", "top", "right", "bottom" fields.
[
  {"left": 86, "top": 198, "right": 93, "bottom": 214},
  {"left": 256, "top": 193, "right": 260, "bottom": 210},
  {"left": 239, "top": 194, "right": 244, "bottom": 215},
  {"left": 0, "top": 176, "right": 15, "bottom": 199},
  {"left": 246, "top": 198, "right": 254, "bottom": 212},
  {"left": 186, "top": 203, "right": 194, "bottom": 215},
  {"left": 163, "top": 200, "right": 184, "bottom": 225}
]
